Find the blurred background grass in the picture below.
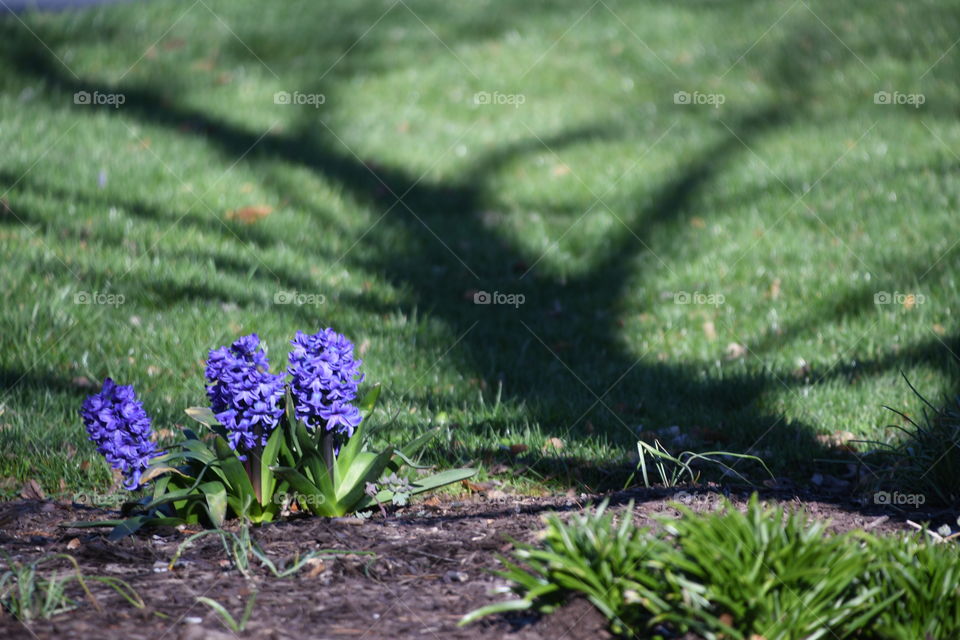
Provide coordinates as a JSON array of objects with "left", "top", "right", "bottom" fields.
[{"left": 0, "top": 0, "right": 957, "bottom": 496}]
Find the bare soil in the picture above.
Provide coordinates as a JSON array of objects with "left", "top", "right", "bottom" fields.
[{"left": 0, "top": 487, "right": 948, "bottom": 640}]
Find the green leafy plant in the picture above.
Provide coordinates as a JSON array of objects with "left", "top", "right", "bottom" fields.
[
  {"left": 0, "top": 553, "right": 143, "bottom": 621},
  {"left": 273, "top": 385, "right": 475, "bottom": 516},
  {"left": 460, "top": 500, "right": 669, "bottom": 635},
  {"left": 65, "top": 422, "right": 292, "bottom": 539},
  {"left": 655, "top": 496, "right": 889, "bottom": 639},
  {"left": 862, "top": 531, "right": 960, "bottom": 639},
  {"left": 462, "top": 495, "right": 960, "bottom": 639}
]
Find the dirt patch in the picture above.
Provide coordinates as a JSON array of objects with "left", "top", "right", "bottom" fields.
[{"left": 0, "top": 487, "right": 946, "bottom": 640}]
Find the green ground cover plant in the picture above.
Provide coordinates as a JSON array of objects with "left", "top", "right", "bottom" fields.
[{"left": 463, "top": 496, "right": 960, "bottom": 639}]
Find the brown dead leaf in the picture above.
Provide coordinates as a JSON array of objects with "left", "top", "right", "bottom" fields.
[
  {"left": 422, "top": 495, "right": 442, "bottom": 508},
  {"left": 509, "top": 443, "right": 529, "bottom": 455},
  {"left": 161, "top": 37, "right": 186, "bottom": 51},
  {"left": 702, "top": 320, "right": 717, "bottom": 341},
  {"left": 226, "top": 205, "right": 273, "bottom": 224},
  {"left": 71, "top": 376, "right": 96, "bottom": 390},
  {"left": 191, "top": 58, "right": 216, "bottom": 72},
  {"left": 66, "top": 538, "right": 81, "bottom": 550},
  {"left": 768, "top": 277, "right": 782, "bottom": 300},
  {"left": 816, "top": 430, "right": 858, "bottom": 452},
  {"left": 304, "top": 557, "right": 326, "bottom": 578},
  {"left": 542, "top": 437, "right": 564, "bottom": 452},
  {"left": 725, "top": 342, "right": 748, "bottom": 359},
  {"left": 20, "top": 479, "right": 45, "bottom": 501},
  {"left": 461, "top": 479, "right": 495, "bottom": 493}
]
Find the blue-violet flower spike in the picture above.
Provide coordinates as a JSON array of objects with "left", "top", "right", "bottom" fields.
[
  {"left": 205, "top": 333, "right": 285, "bottom": 459},
  {"left": 288, "top": 328, "right": 364, "bottom": 438},
  {"left": 80, "top": 378, "right": 161, "bottom": 490}
]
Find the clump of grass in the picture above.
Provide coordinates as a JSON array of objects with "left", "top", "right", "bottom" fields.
[
  {"left": 863, "top": 374, "right": 960, "bottom": 508},
  {"left": 462, "top": 495, "right": 960, "bottom": 639},
  {"left": 196, "top": 592, "right": 258, "bottom": 633},
  {"left": 0, "top": 553, "right": 143, "bottom": 622},
  {"left": 169, "top": 522, "right": 376, "bottom": 579},
  {"left": 628, "top": 439, "right": 773, "bottom": 489}
]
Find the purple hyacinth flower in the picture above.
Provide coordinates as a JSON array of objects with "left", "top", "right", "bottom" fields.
[
  {"left": 288, "top": 328, "right": 364, "bottom": 439},
  {"left": 80, "top": 378, "right": 161, "bottom": 490},
  {"left": 205, "top": 334, "right": 285, "bottom": 459}
]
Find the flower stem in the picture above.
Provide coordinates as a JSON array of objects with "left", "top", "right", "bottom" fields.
[{"left": 321, "top": 431, "right": 336, "bottom": 485}]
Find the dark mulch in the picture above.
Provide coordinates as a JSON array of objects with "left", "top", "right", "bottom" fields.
[{"left": 0, "top": 487, "right": 944, "bottom": 640}]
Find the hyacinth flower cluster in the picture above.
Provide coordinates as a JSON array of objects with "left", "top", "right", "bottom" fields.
[
  {"left": 288, "top": 328, "right": 364, "bottom": 439},
  {"left": 80, "top": 378, "right": 161, "bottom": 490},
  {"left": 205, "top": 334, "right": 286, "bottom": 459},
  {"left": 74, "top": 328, "right": 476, "bottom": 536}
]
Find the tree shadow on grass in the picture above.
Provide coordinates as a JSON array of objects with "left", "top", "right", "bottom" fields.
[{"left": 1, "top": 4, "right": 957, "bottom": 493}]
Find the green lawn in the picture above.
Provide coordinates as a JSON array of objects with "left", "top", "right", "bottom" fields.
[{"left": 1, "top": 0, "right": 958, "bottom": 496}]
